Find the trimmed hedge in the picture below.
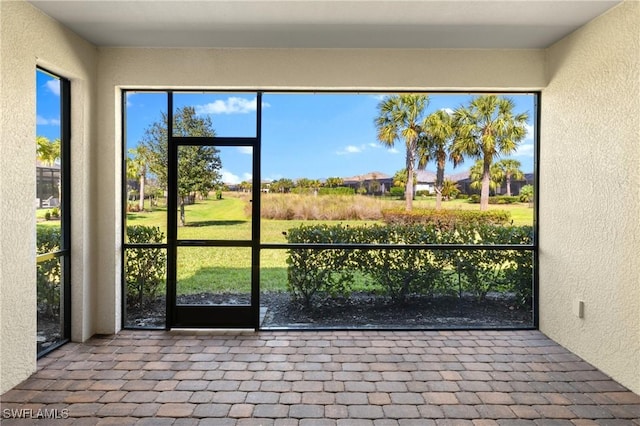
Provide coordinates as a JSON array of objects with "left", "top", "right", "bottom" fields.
[
  {"left": 125, "top": 226, "right": 166, "bottom": 308},
  {"left": 318, "top": 186, "right": 356, "bottom": 196},
  {"left": 381, "top": 208, "right": 511, "bottom": 229},
  {"left": 468, "top": 195, "right": 521, "bottom": 204},
  {"left": 36, "top": 226, "right": 62, "bottom": 318},
  {"left": 286, "top": 223, "right": 533, "bottom": 307}
]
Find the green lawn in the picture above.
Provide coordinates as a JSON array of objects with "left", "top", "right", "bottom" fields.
[{"left": 125, "top": 193, "right": 534, "bottom": 295}]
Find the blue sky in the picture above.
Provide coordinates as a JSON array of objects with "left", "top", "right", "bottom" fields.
[
  {"left": 36, "top": 70, "right": 62, "bottom": 141},
  {"left": 37, "top": 69, "right": 536, "bottom": 185}
]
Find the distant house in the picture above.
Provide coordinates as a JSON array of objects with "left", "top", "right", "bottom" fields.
[
  {"left": 415, "top": 170, "right": 437, "bottom": 194},
  {"left": 455, "top": 171, "right": 533, "bottom": 196},
  {"left": 36, "top": 161, "right": 60, "bottom": 208},
  {"left": 342, "top": 171, "right": 392, "bottom": 195}
]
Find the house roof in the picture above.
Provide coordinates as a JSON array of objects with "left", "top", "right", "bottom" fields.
[{"left": 343, "top": 171, "right": 391, "bottom": 183}]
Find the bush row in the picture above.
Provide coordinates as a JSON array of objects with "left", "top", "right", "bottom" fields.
[
  {"left": 125, "top": 226, "right": 166, "bottom": 308},
  {"left": 36, "top": 226, "right": 62, "bottom": 318},
  {"left": 468, "top": 195, "right": 521, "bottom": 204},
  {"left": 318, "top": 187, "right": 356, "bottom": 196},
  {"left": 286, "top": 223, "right": 533, "bottom": 308},
  {"left": 381, "top": 208, "right": 511, "bottom": 229}
]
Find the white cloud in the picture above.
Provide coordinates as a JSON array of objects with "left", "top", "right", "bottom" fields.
[
  {"left": 125, "top": 92, "right": 135, "bottom": 108},
  {"left": 368, "top": 143, "right": 381, "bottom": 148},
  {"left": 45, "top": 80, "right": 60, "bottom": 96},
  {"left": 237, "top": 146, "right": 253, "bottom": 155},
  {"left": 442, "top": 108, "right": 454, "bottom": 115},
  {"left": 221, "top": 169, "right": 241, "bottom": 184},
  {"left": 36, "top": 115, "right": 60, "bottom": 126},
  {"left": 514, "top": 143, "right": 535, "bottom": 157},
  {"left": 388, "top": 147, "right": 400, "bottom": 154},
  {"left": 221, "top": 170, "right": 252, "bottom": 185},
  {"left": 195, "top": 97, "right": 270, "bottom": 115},
  {"left": 371, "top": 94, "right": 387, "bottom": 101},
  {"left": 336, "top": 145, "right": 364, "bottom": 155},
  {"left": 524, "top": 123, "right": 535, "bottom": 141}
]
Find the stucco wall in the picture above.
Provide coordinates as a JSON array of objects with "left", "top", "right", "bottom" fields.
[
  {"left": 0, "top": 1, "right": 97, "bottom": 393},
  {"left": 540, "top": 1, "right": 640, "bottom": 394}
]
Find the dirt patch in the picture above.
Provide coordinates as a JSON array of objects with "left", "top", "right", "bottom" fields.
[{"left": 126, "top": 292, "right": 532, "bottom": 329}]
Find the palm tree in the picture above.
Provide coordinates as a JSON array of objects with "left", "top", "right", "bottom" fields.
[
  {"left": 325, "top": 177, "right": 344, "bottom": 188},
  {"left": 127, "top": 146, "right": 149, "bottom": 211},
  {"left": 495, "top": 159, "right": 525, "bottom": 196},
  {"left": 452, "top": 95, "right": 528, "bottom": 210},
  {"left": 469, "top": 159, "right": 503, "bottom": 194},
  {"left": 519, "top": 184, "right": 534, "bottom": 206},
  {"left": 441, "top": 179, "right": 460, "bottom": 201},
  {"left": 37, "top": 136, "right": 62, "bottom": 205},
  {"left": 418, "top": 109, "right": 458, "bottom": 210},
  {"left": 36, "top": 136, "right": 61, "bottom": 166},
  {"left": 375, "top": 94, "right": 429, "bottom": 211}
]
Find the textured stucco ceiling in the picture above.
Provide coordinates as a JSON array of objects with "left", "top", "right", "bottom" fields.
[{"left": 28, "top": 0, "right": 622, "bottom": 49}]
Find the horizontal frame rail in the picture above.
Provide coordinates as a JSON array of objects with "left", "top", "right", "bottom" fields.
[
  {"left": 261, "top": 243, "right": 534, "bottom": 251},
  {"left": 124, "top": 242, "right": 533, "bottom": 251},
  {"left": 36, "top": 250, "right": 69, "bottom": 263},
  {"left": 176, "top": 240, "right": 252, "bottom": 247},
  {"left": 123, "top": 243, "right": 169, "bottom": 249},
  {"left": 172, "top": 136, "right": 257, "bottom": 146}
]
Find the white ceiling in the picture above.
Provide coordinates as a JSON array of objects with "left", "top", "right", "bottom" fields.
[{"left": 28, "top": 0, "right": 622, "bottom": 49}]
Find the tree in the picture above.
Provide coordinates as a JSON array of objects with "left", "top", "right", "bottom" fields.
[
  {"left": 469, "top": 160, "right": 503, "bottom": 194},
  {"left": 325, "top": 177, "right": 344, "bottom": 188},
  {"left": 36, "top": 136, "right": 60, "bottom": 166},
  {"left": 36, "top": 136, "right": 62, "bottom": 205},
  {"left": 452, "top": 95, "right": 528, "bottom": 210},
  {"left": 296, "top": 178, "right": 314, "bottom": 189},
  {"left": 441, "top": 179, "right": 460, "bottom": 201},
  {"left": 519, "top": 184, "right": 534, "bottom": 206},
  {"left": 270, "top": 178, "right": 294, "bottom": 193},
  {"left": 418, "top": 109, "right": 458, "bottom": 210},
  {"left": 392, "top": 168, "right": 416, "bottom": 192},
  {"left": 239, "top": 180, "right": 253, "bottom": 193},
  {"left": 140, "top": 106, "right": 221, "bottom": 225},
  {"left": 375, "top": 94, "right": 429, "bottom": 211},
  {"left": 495, "top": 159, "right": 525, "bottom": 197},
  {"left": 126, "top": 146, "right": 149, "bottom": 211}
]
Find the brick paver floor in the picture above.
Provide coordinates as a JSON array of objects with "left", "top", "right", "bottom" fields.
[{"left": 1, "top": 330, "right": 639, "bottom": 425}]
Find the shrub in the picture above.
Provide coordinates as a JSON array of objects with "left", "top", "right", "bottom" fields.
[
  {"left": 415, "top": 190, "right": 430, "bottom": 197},
  {"left": 500, "top": 226, "right": 534, "bottom": 308},
  {"left": 468, "top": 195, "right": 521, "bottom": 204},
  {"left": 285, "top": 224, "right": 360, "bottom": 305},
  {"left": 389, "top": 186, "right": 404, "bottom": 198},
  {"left": 127, "top": 202, "right": 141, "bottom": 212},
  {"left": 36, "top": 226, "right": 62, "bottom": 317},
  {"left": 381, "top": 208, "right": 510, "bottom": 229},
  {"left": 125, "top": 226, "right": 166, "bottom": 308},
  {"left": 469, "top": 194, "right": 480, "bottom": 203},
  {"left": 44, "top": 211, "right": 51, "bottom": 220},
  {"left": 361, "top": 225, "right": 444, "bottom": 301},
  {"left": 318, "top": 187, "right": 355, "bottom": 196},
  {"left": 494, "top": 196, "right": 520, "bottom": 204},
  {"left": 51, "top": 207, "right": 60, "bottom": 218},
  {"left": 519, "top": 185, "right": 534, "bottom": 204},
  {"left": 285, "top": 222, "right": 532, "bottom": 306}
]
